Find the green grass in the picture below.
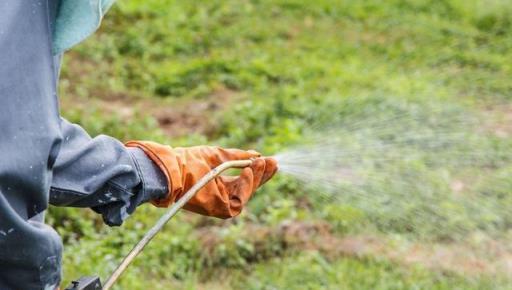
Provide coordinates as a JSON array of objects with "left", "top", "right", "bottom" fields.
[
  {"left": 51, "top": 0, "right": 512, "bottom": 288},
  {"left": 234, "top": 253, "right": 506, "bottom": 290}
]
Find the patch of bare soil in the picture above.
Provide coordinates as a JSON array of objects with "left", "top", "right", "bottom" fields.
[
  {"left": 61, "top": 85, "right": 240, "bottom": 138},
  {"left": 151, "top": 87, "right": 238, "bottom": 138},
  {"left": 195, "top": 220, "right": 512, "bottom": 278},
  {"left": 480, "top": 104, "right": 512, "bottom": 138}
]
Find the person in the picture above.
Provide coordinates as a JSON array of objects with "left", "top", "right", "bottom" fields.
[{"left": 0, "top": 1, "right": 278, "bottom": 289}]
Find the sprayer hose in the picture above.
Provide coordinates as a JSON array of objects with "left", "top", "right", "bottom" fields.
[{"left": 103, "top": 159, "right": 253, "bottom": 290}]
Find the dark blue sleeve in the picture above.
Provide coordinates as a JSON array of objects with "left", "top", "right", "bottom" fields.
[{"left": 49, "top": 119, "right": 168, "bottom": 226}]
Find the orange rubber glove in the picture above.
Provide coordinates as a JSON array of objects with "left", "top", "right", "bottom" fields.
[{"left": 125, "top": 141, "right": 278, "bottom": 218}]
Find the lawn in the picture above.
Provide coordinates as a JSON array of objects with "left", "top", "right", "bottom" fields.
[{"left": 50, "top": 0, "right": 512, "bottom": 289}]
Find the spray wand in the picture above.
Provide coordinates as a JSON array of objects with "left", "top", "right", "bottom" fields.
[{"left": 65, "top": 159, "right": 254, "bottom": 290}]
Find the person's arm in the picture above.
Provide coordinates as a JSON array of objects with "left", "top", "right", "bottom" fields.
[
  {"left": 49, "top": 119, "right": 168, "bottom": 226},
  {"left": 49, "top": 119, "right": 278, "bottom": 224}
]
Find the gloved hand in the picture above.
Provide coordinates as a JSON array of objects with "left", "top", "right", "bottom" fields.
[{"left": 125, "top": 141, "right": 278, "bottom": 218}]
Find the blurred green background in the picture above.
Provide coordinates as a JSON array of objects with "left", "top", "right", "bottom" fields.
[{"left": 49, "top": 0, "right": 512, "bottom": 289}]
